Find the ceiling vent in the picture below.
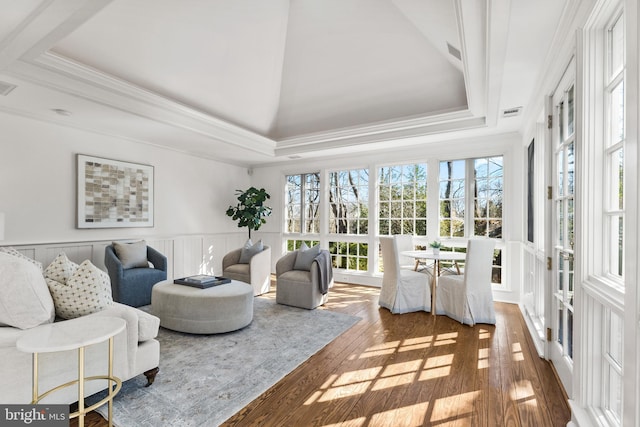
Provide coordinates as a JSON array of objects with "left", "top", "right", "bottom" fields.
[
  {"left": 502, "top": 106, "right": 523, "bottom": 118},
  {"left": 0, "top": 81, "right": 17, "bottom": 96},
  {"left": 288, "top": 155, "right": 302, "bottom": 159},
  {"left": 446, "top": 42, "right": 461, "bottom": 61}
]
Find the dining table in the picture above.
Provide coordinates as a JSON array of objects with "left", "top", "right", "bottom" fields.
[{"left": 401, "top": 250, "right": 466, "bottom": 316}]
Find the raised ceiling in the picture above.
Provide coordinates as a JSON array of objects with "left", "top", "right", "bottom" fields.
[{"left": 0, "top": 0, "right": 566, "bottom": 165}]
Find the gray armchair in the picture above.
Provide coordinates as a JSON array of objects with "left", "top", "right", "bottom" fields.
[
  {"left": 276, "top": 249, "right": 333, "bottom": 309},
  {"left": 105, "top": 244, "right": 167, "bottom": 307},
  {"left": 222, "top": 245, "right": 272, "bottom": 296}
]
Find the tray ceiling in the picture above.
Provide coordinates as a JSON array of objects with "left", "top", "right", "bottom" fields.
[{"left": 0, "top": 0, "right": 566, "bottom": 165}]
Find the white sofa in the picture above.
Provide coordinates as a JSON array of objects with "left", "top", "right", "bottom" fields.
[
  {"left": 0, "top": 250, "right": 160, "bottom": 404},
  {"left": 0, "top": 302, "right": 160, "bottom": 404}
]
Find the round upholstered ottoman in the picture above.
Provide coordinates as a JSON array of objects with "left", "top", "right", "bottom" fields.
[{"left": 151, "top": 280, "right": 253, "bottom": 334}]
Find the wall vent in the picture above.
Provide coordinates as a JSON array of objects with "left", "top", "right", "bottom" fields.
[
  {"left": 501, "top": 106, "right": 523, "bottom": 117},
  {"left": 446, "top": 42, "right": 461, "bottom": 61},
  {"left": 0, "top": 81, "right": 17, "bottom": 96}
]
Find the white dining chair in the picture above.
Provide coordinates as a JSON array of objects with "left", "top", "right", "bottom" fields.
[
  {"left": 394, "top": 234, "right": 417, "bottom": 270},
  {"left": 435, "top": 238, "right": 496, "bottom": 325},
  {"left": 378, "top": 236, "right": 431, "bottom": 314}
]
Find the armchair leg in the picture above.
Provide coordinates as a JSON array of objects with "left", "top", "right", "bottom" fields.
[{"left": 143, "top": 367, "right": 159, "bottom": 387}]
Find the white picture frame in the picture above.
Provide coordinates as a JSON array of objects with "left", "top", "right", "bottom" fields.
[{"left": 77, "top": 154, "right": 154, "bottom": 228}]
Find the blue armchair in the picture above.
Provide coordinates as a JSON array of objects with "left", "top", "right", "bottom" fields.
[{"left": 105, "top": 244, "right": 167, "bottom": 307}]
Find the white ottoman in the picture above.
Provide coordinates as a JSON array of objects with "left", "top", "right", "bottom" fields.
[{"left": 151, "top": 280, "right": 253, "bottom": 334}]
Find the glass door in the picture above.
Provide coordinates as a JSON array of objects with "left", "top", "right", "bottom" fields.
[{"left": 549, "top": 61, "right": 576, "bottom": 392}]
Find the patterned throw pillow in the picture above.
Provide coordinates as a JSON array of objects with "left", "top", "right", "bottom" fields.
[
  {"left": 0, "top": 247, "right": 43, "bottom": 272},
  {"left": 47, "top": 260, "right": 113, "bottom": 320},
  {"left": 44, "top": 252, "right": 79, "bottom": 286}
]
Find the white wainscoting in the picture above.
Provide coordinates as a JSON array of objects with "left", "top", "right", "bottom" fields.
[{"left": 3, "top": 232, "right": 253, "bottom": 278}]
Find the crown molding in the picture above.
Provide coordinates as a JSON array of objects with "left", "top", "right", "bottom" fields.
[
  {"left": 274, "top": 115, "right": 486, "bottom": 157},
  {"left": 15, "top": 52, "right": 276, "bottom": 155}
]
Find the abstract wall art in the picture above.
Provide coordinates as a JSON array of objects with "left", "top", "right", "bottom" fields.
[{"left": 77, "top": 154, "right": 154, "bottom": 228}]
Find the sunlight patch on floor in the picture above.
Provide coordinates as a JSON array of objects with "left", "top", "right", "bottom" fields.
[
  {"left": 430, "top": 390, "right": 481, "bottom": 423},
  {"left": 317, "top": 381, "right": 372, "bottom": 402},
  {"left": 434, "top": 332, "right": 458, "bottom": 346},
  {"left": 398, "top": 336, "right": 434, "bottom": 352},
  {"left": 478, "top": 347, "right": 490, "bottom": 369},
  {"left": 380, "top": 359, "right": 423, "bottom": 377},
  {"left": 512, "top": 342, "right": 524, "bottom": 361},
  {"left": 372, "top": 372, "right": 416, "bottom": 390},
  {"left": 478, "top": 328, "right": 492, "bottom": 339},
  {"left": 359, "top": 340, "right": 401, "bottom": 358},
  {"left": 509, "top": 379, "right": 535, "bottom": 401},
  {"left": 369, "top": 402, "right": 430, "bottom": 426},
  {"left": 333, "top": 367, "right": 382, "bottom": 386},
  {"left": 419, "top": 354, "right": 453, "bottom": 380}
]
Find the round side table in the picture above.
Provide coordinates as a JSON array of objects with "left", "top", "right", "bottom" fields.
[{"left": 17, "top": 316, "right": 126, "bottom": 427}]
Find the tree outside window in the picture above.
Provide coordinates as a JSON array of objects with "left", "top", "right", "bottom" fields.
[{"left": 378, "top": 163, "right": 427, "bottom": 236}]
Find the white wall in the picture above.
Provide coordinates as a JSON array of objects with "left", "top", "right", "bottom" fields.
[{"left": 0, "top": 111, "right": 250, "bottom": 246}]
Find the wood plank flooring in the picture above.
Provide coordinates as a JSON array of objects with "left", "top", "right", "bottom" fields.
[{"left": 75, "top": 282, "right": 570, "bottom": 427}]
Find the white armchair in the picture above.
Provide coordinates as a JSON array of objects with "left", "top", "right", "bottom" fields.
[
  {"left": 222, "top": 245, "right": 272, "bottom": 296},
  {"left": 435, "top": 238, "right": 496, "bottom": 325}
]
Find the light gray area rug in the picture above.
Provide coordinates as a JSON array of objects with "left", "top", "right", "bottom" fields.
[{"left": 95, "top": 297, "right": 360, "bottom": 426}]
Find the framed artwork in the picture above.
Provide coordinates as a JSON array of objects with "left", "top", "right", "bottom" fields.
[{"left": 77, "top": 154, "right": 154, "bottom": 228}]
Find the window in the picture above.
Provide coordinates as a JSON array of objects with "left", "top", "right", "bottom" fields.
[
  {"left": 604, "top": 310, "right": 623, "bottom": 424},
  {"left": 604, "top": 13, "right": 625, "bottom": 280},
  {"left": 378, "top": 163, "right": 427, "bottom": 235},
  {"left": 328, "top": 168, "right": 369, "bottom": 271},
  {"left": 474, "top": 157, "right": 504, "bottom": 238},
  {"left": 439, "top": 160, "right": 465, "bottom": 237},
  {"left": 285, "top": 173, "right": 320, "bottom": 234},
  {"left": 329, "top": 169, "right": 369, "bottom": 234},
  {"left": 439, "top": 157, "right": 503, "bottom": 239},
  {"left": 286, "top": 239, "right": 319, "bottom": 251},
  {"left": 329, "top": 241, "right": 368, "bottom": 271}
]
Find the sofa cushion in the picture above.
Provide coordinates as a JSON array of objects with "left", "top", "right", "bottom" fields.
[
  {"left": 294, "top": 244, "right": 320, "bottom": 271},
  {"left": 239, "top": 239, "right": 263, "bottom": 264},
  {"left": 47, "top": 260, "right": 114, "bottom": 320},
  {"left": 113, "top": 240, "right": 148, "bottom": 269},
  {"left": 0, "top": 253, "right": 55, "bottom": 329},
  {"left": 0, "top": 247, "right": 43, "bottom": 272},
  {"left": 44, "top": 252, "right": 78, "bottom": 285}
]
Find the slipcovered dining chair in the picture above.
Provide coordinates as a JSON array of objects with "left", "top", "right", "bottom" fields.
[
  {"left": 435, "top": 238, "right": 496, "bottom": 325},
  {"left": 394, "top": 234, "right": 418, "bottom": 270},
  {"left": 222, "top": 242, "right": 272, "bottom": 296},
  {"left": 378, "top": 236, "right": 431, "bottom": 314},
  {"left": 105, "top": 241, "right": 167, "bottom": 307}
]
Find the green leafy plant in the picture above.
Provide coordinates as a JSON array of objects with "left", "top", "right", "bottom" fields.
[
  {"left": 429, "top": 240, "right": 442, "bottom": 249},
  {"left": 226, "top": 187, "right": 272, "bottom": 239}
]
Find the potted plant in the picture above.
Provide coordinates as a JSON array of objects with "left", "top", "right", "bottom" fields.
[
  {"left": 226, "top": 187, "right": 272, "bottom": 239},
  {"left": 429, "top": 240, "right": 442, "bottom": 255}
]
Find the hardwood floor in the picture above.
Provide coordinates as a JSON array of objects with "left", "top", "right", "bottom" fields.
[{"left": 76, "top": 282, "right": 570, "bottom": 427}]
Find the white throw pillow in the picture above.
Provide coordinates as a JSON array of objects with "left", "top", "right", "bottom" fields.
[
  {"left": 239, "top": 239, "right": 263, "bottom": 264},
  {"left": 294, "top": 243, "right": 321, "bottom": 271},
  {"left": 0, "top": 247, "right": 43, "bottom": 272},
  {"left": 47, "top": 260, "right": 114, "bottom": 320},
  {"left": 113, "top": 240, "right": 148, "bottom": 269},
  {"left": 44, "top": 252, "right": 79, "bottom": 285},
  {"left": 0, "top": 253, "right": 55, "bottom": 329}
]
